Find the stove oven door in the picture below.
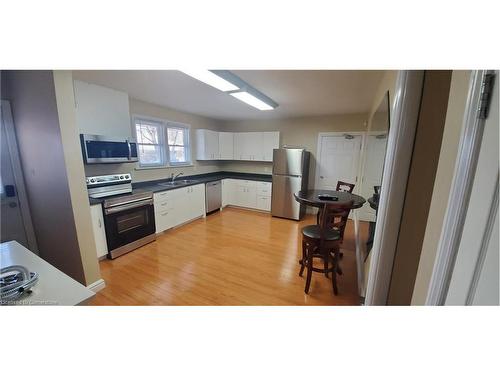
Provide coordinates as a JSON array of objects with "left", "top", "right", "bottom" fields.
[{"left": 103, "top": 199, "right": 155, "bottom": 258}]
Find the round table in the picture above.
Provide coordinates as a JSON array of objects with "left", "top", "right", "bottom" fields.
[{"left": 294, "top": 189, "right": 366, "bottom": 210}]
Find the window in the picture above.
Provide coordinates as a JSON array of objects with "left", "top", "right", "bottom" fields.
[
  {"left": 134, "top": 117, "right": 191, "bottom": 168},
  {"left": 167, "top": 126, "right": 189, "bottom": 165}
]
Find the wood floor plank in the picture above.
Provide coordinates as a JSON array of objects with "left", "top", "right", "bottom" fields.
[{"left": 92, "top": 207, "right": 367, "bottom": 306}]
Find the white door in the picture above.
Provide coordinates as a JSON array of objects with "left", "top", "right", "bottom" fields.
[
  {"left": 316, "top": 134, "right": 362, "bottom": 191},
  {"left": 219, "top": 132, "right": 234, "bottom": 160},
  {"left": 358, "top": 134, "right": 388, "bottom": 222},
  {"left": 0, "top": 101, "right": 37, "bottom": 252},
  {"left": 445, "top": 73, "right": 499, "bottom": 305}
]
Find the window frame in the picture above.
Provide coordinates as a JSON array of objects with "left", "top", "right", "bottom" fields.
[
  {"left": 165, "top": 122, "right": 191, "bottom": 166},
  {"left": 134, "top": 117, "right": 166, "bottom": 168},
  {"left": 133, "top": 115, "right": 192, "bottom": 168}
]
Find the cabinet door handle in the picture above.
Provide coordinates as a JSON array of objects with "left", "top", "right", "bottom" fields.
[{"left": 98, "top": 218, "right": 102, "bottom": 228}]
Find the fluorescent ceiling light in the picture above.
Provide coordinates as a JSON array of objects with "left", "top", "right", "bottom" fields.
[
  {"left": 230, "top": 91, "right": 275, "bottom": 111},
  {"left": 180, "top": 70, "right": 239, "bottom": 92}
]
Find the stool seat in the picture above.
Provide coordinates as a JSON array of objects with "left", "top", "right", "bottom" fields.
[{"left": 301, "top": 225, "right": 341, "bottom": 241}]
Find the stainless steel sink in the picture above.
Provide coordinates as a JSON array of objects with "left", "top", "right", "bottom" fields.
[{"left": 158, "top": 179, "right": 196, "bottom": 187}]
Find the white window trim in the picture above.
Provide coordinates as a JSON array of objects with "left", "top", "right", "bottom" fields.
[{"left": 132, "top": 115, "right": 192, "bottom": 168}]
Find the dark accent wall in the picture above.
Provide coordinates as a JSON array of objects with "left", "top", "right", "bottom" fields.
[
  {"left": 3, "top": 71, "right": 86, "bottom": 284},
  {"left": 387, "top": 71, "right": 452, "bottom": 305}
]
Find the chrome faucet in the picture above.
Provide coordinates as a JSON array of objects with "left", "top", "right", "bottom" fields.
[{"left": 171, "top": 172, "right": 184, "bottom": 182}]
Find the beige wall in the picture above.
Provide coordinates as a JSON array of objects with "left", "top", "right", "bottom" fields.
[
  {"left": 83, "top": 98, "right": 223, "bottom": 182},
  {"left": 363, "top": 71, "right": 398, "bottom": 292},
  {"left": 411, "top": 70, "right": 472, "bottom": 305},
  {"left": 219, "top": 114, "right": 368, "bottom": 189},
  {"left": 387, "top": 71, "right": 452, "bottom": 305},
  {"left": 53, "top": 71, "right": 101, "bottom": 286},
  {"left": 4, "top": 71, "right": 90, "bottom": 285}
]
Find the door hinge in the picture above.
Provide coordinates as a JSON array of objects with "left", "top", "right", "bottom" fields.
[{"left": 478, "top": 73, "right": 495, "bottom": 119}]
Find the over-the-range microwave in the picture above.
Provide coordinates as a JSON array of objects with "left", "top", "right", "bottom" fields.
[{"left": 80, "top": 134, "right": 138, "bottom": 164}]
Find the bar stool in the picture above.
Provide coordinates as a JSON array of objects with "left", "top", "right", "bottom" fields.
[{"left": 299, "top": 201, "right": 353, "bottom": 295}]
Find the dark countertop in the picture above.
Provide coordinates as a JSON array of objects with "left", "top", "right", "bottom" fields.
[{"left": 89, "top": 171, "right": 272, "bottom": 205}]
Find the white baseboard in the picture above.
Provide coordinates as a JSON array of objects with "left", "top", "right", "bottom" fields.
[{"left": 87, "top": 278, "right": 106, "bottom": 293}]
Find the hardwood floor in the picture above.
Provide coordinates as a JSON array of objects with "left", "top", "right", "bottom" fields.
[{"left": 92, "top": 207, "right": 368, "bottom": 306}]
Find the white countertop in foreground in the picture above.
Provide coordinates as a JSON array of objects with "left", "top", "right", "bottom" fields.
[{"left": 1, "top": 241, "right": 95, "bottom": 306}]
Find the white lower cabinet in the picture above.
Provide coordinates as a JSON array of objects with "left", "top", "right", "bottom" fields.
[
  {"left": 221, "top": 179, "right": 272, "bottom": 212},
  {"left": 154, "top": 184, "right": 206, "bottom": 233},
  {"left": 222, "top": 178, "right": 236, "bottom": 206},
  {"left": 90, "top": 204, "right": 108, "bottom": 258},
  {"left": 256, "top": 195, "right": 272, "bottom": 211}
]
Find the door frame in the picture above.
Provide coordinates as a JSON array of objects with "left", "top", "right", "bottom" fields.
[
  {"left": 424, "top": 70, "right": 497, "bottom": 305},
  {"left": 364, "top": 71, "right": 425, "bottom": 305},
  {"left": 315, "top": 131, "right": 366, "bottom": 192},
  {"left": 1, "top": 100, "right": 38, "bottom": 253}
]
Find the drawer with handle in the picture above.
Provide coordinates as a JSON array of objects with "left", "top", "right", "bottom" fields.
[
  {"left": 154, "top": 190, "right": 170, "bottom": 203},
  {"left": 257, "top": 182, "right": 272, "bottom": 197}
]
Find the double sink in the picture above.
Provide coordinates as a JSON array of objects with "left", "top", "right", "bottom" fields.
[{"left": 157, "top": 179, "right": 197, "bottom": 188}]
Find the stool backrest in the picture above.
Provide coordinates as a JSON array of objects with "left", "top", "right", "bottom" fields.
[
  {"left": 319, "top": 201, "right": 354, "bottom": 237},
  {"left": 336, "top": 180, "right": 355, "bottom": 193}
]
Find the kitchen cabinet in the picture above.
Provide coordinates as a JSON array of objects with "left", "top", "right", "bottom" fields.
[
  {"left": 197, "top": 130, "right": 279, "bottom": 162},
  {"left": 196, "top": 129, "right": 219, "bottom": 160},
  {"left": 222, "top": 178, "right": 236, "bottom": 207},
  {"left": 234, "top": 132, "right": 261, "bottom": 161},
  {"left": 154, "top": 184, "right": 205, "bottom": 233},
  {"left": 256, "top": 195, "right": 272, "bottom": 211},
  {"left": 74, "top": 80, "right": 132, "bottom": 138},
  {"left": 261, "top": 132, "right": 280, "bottom": 161},
  {"left": 90, "top": 204, "right": 108, "bottom": 258},
  {"left": 256, "top": 181, "right": 272, "bottom": 211},
  {"left": 235, "top": 180, "right": 257, "bottom": 208},
  {"left": 154, "top": 190, "right": 174, "bottom": 233},
  {"left": 221, "top": 179, "right": 272, "bottom": 212},
  {"left": 218, "top": 132, "right": 234, "bottom": 160}
]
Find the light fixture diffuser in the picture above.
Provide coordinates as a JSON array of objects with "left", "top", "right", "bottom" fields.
[
  {"left": 230, "top": 91, "right": 275, "bottom": 111},
  {"left": 180, "top": 70, "right": 239, "bottom": 92}
]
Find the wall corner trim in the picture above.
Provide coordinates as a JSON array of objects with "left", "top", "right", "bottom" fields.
[{"left": 87, "top": 278, "right": 106, "bottom": 293}]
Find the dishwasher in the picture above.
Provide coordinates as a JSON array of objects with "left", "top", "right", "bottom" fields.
[{"left": 205, "top": 180, "right": 222, "bottom": 213}]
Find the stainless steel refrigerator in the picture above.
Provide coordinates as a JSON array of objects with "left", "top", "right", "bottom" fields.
[{"left": 271, "top": 148, "right": 310, "bottom": 220}]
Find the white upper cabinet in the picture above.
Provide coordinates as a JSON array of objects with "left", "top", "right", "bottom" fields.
[
  {"left": 74, "top": 80, "right": 132, "bottom": 138},
  {"left": 261, "top": 132, "right": 280, "bottom": 161},
  {"left": 234, "top": 132, "right": 260, "bottom": 160},
  {"left": 197, "top": 130, "right": 279, "bottom": 162},
  {"left": 196, "top": 129, "right": 219, "bottom": 160},
  {"left": 218, "top": 132, "right": 234, "bottom": 160}
]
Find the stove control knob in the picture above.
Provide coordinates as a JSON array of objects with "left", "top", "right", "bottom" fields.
[
  {"left": 120, "top": 176, "right": 124, "bottom": 179},
  {"left": 90, "top": 178, "right": 95, "bottom": 183},
  {"left": 125, "top": 175, "right": 130, "bottom": 179}
]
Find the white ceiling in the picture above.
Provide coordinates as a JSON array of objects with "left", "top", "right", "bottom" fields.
[{"left": 72, "top": 70, "right": 384, "bottom": 121}]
